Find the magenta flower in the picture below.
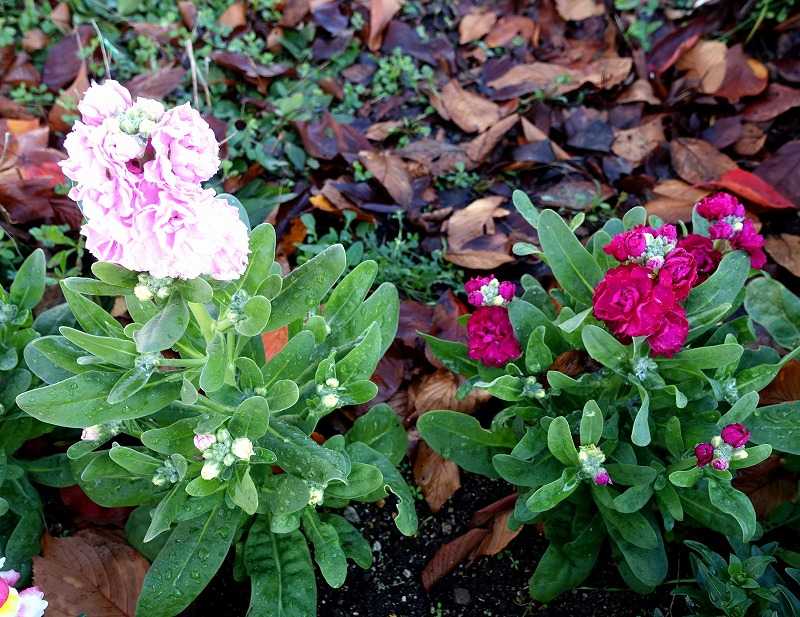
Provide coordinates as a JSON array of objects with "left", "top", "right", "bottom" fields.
[
  {"left": 711, "top": 458, "right": 730, "bottom": 471},
  {"left": 694, "top": 442, "right": 714, "bottom": 467},
  {"left": 696, "top": 193, "right": 745, "bottom": 220},
  {"left": 603, "top": 226, "right": 651, "bottom": 261},
  {"left": 677, "top": 234, "right": 721, "bottom": 280},
  {"left": 731, "top": 219, "right": 767, "bottom": 269},
  {"left": 660, "top": 248, "right": 698, "bottom": 300},
  {"left": 647, "top": 307, "right": 688, "bottom": 357},
  {"left": 593, "top": 469, "right": 611, "bottom": 486},
  {"left": 721, "top": 423, "right": 751, "bottom": 448},
  {"left": 709, "top": 220, "right": 735, "bottom": 240},
  {"left": 464, "top": 275, "right": 515, "bottom": 307},
  {"left": 592, "top": 264, "right": 676, "bottom": 339},
  {"left": 467, "top": 306, "right": 521, "bottom": 367}
]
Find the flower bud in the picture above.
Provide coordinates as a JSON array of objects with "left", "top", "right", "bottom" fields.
[
  {"left": 223, "top": 453, "right": 237, "bottom": 467},
  {"left": 694, "top": 442, "right": 714, "bottom": 467},
  {"left": 133, "top": 284, "right": 153, "bottom": 302},
  {"left": 325, "top": 377, "right": 340, "bottom": 388},
  {"left": 711, "top": 458, "right": 729, "bottom": 471},
  {"left": 711, "top": 435, "right": 723, "bottom": 448},
  {"left": 152, "top": 475, "right": 167, "bottom": 487},
  {"left": 308, "top": 485, "right": 324, "bottom": 507},
  {"left": 81, "top": 425, "right": 102, "bottom": 441},
  {"left": 193, "top": 433, "right": 216, "bottom": 452},
  {"left": 216, "top": 428, "right": 231, "bottom": 443},
  {"left": 731, "top": 449, "right": 749, "bottom": 461},
  {"left": 231, "top": 437, "right": 254, "bottom": 460},
  {"left": 201, "top": 461, "right": 221, "bottom": 480},
  {"left": 721, "top": 423, "right": 750, "bottom": 448},
  {"left": 593, "top": 469, "right": 611, "bottom": 486},
  {"left": 156, "top": 286, "right": 171, "bottom": 299},
  {"left": 138, "top": 118, "right": 156, "bottom": 136},
  {"left": 321, "top": 393, "right": 339, "bottom": 409}
]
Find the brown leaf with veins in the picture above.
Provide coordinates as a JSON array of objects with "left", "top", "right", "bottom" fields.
[
  {"left": 473, "top": 510, "right": 521, "bottom": 557},
  {"left": 464, "top": 113, "right": 519, "bottom": 164},
  {"left": 413, "top": 441, "right": 461, "bottom": 513},
  {"left": 669, "top": 138, "right": 736, "bottom": 185},
  {"left": 485, "top": 16, "right": 535, "bottom": 48},
  {"left": 760, "top": 360, "right": 800, "bottom": 405},
  {"left": 743, "top": 84, "right": 800, "bottom": 122},
  {"left": 126, "top": 66, "right": 187, "bottom": 99},
  {"left": 48, "top": 62, "right": 88, "bottom": 133},
  {"left": 714, "top": 44, "right": 768, "bottom": 103},
  {"left": 218, "top": 1, "right": 247, "bottom": 28},
  {"left": 676, "top": 40, "right": 727, "bottom": 94},
  {"left": 645, "top": 179, "right": 710, "bottom": 223},
  {"left": 422, "top": 528, "right": 488, "bottom": 590},
  {"left": 734, "top": 456, "right": 797, "bottom": 518},
  {"left": 734, "top": 123, "right": 766, "bottom": 156},
  {"left": 33, "top": 530, "right": 149, "bottom": 617},
  {"left": 359, "top": 150, "right": 413, "bottom": 207},
  {"left": 459, "top": 10, "right": 497, "bottom": 44},
  {"left": 488, "top": 58, "right": 631, "bottom": 97},
  {"left": 765, "top": 235, "right": 800, "bottom": 277},
  {"left": 368, "top": 0, "right": 403, "bottom": 51},
  {"left": 756, "top": 141, "right": 800, "bottom": 209},
  {"left": 409, "top": 369, "right": 490, "bottom": 418},
  {"left": 445, "top": 195, "right": 508, "bottom": 248},
  {"left": 612, "top": 116, "right": 665, "bottom": 164},
  {"left": 439, "top": 80, "right": 501, "bottom": 133}
]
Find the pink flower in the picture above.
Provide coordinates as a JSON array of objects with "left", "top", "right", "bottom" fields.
[
  {"left": 464, "top": 275, "right": 515, "bottom": 306},
  {"left": 656, "top": 224, "right": 678, "bottom": 243},
  {"left": 99, "top": 119, "right": 146, "bottom": 163},
  {"left": 145, "top": 103, "right": 220, "bottom": 187},
  {"left": 592, "top": 264, "right": 676, "bottom": 338},
  {"left": 17, "top": 587, "right": 48, "bottom": 617},
  {"left": 660, "top": 248, "right": 698, "bottom": 300},
  {"left": 499, "top": 281, "right": 516, "bottom": 302},
  {"left": 677, "top": 234, "right": 721, "bottom": 279},
  {"left": 78, "top": 79, "right": 132, "bottom": 126},
  {"left": 721, "top": 423, "right": 750, "bottom": 448},
  {"left": 731, "top": 219, "right": 766, "bottom": 269},
  {"left": 593, "top": 469, "right": 611, "bottom": 485},
  {"left": 194, "top": 433, "right": 216, "bottom": 452},
  {"left": 709, "top": 220, "right": 735, "bottom": 240},
  {"left": 647, "top": 307, "right": 688, "bottom": 357},
  {"left": 0, "top": 567, "right": 20, "bottom": 588},
  {"left": 603, "top": 226, "right": 651, "bottom": 261},
  {"left": 60, "top": 121, "right": 115, "bottom": 186},
  {"left": 467, "top": 306, "right": 521, "bottom": 367},
  {"left": 711, "top": 458, "right": 729, "bottom": 471},
  {"left": 695, "top": 442, "right": 714, "bottom": 467},
  {"left": 696, "top": 193, "right": 745, "bottom": 220}
]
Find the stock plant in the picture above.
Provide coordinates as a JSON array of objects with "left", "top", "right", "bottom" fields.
[
  {"left": 418, "top": 190, "right": 800, "bottom": 602},
  {"left": 13, "top": 80, "right": 416, "bottom": 617}
]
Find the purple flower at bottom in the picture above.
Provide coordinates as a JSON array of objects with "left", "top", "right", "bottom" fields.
[
  {"left": 593, "top": 469, "right": 611, "bottom": 486},
  {"left": 711, "top": 458, "right": 730, "bottom": 471},
  {"left": 694, "top": 442, "right": 714, "bottom": 467}
]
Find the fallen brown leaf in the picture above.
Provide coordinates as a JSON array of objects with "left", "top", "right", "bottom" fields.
[
  {"left": 280, "top": 0, "right": 310, "bottom": 26},
  {"left": 422, "top": 528, "right": 488, "bottom": 591},
  {"left": 485, "top": 15, "right": 535, "bottom": 48},
  {"left": 714, "top": 44, "right": 768, "bottom": 102},
  {"left": 464, "top": 113, "right": 519, "bottom": 164},
  {"left": 33, "top": 530, "right": 149, "bottom": 617},
  {"left": 368, "top": 0, "right": 403, "bottom": 51},
  {"left": 676, "top": 40, "right": 727, "bottom": 94},
  {"left": 711, "top": 167, "right": 796, "bottom": 209},
  {"left": 413, "top": 441, "right": 461, "bottom": 513},
  {"left": 473, "top": 510, "right": 521, "bottom": 557},
  {"left": 734, "top": 123, "right": 766, "bottom": 156},
  {"left": 669, "top": 137, "right": 736, "bottom": 184},
  {"left": 409, "top": 369, "right": 491, "bottom": 417},
  {"left": 617, "top": 79, "right": 661, "bottom": 105},
  {"left": 358, "top": 150, "right": 413, "bottom": 207},
  {"left": 645, "top": 179, "right": 710, "bottom": 223},
  {"left": 756, "top": 140, "right": 800, "bottom": 209},
  {"left": 611, "top": 116, "right": 665, "bottom": 164},
  {"left": 555, "top": 0, "right": 605, "bottom": 21},
  {"left": 743, "top": 83, "right": 800, "bottom": 122},
  {"left": 48, "top": 62, "right": 88, "bottom": 133},
  {"left": 126, "top": 66, "right": 187, "bottom": 99},
  {"left": 444, "top": 195, "right": 513, "bottom": 268},
  {"left": 459, "top": 10, "right": 497, "bottom": 44},
  {"left": 764, "top": 234, "right": 800, "bottom": 277},
  {"left": 439, "top": 80, "right": 501, "bottom": 133},
  {"left": 219, "top": 1, "right": 247, "bottom": 28},
  {"left": 488, "top": 58, "right": 631, "bottom": 96},
  {"left": 734, "top": 456, "right": 797, "bottom": 518}
]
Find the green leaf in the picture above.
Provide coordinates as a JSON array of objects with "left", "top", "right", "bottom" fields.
[
  {"left": 525, "top": 326, "right": 553, "bottom": 374},
  {"left": 658, "top": 344, "right": 743, "bottom": 370},
  {"left": 346, "top": 403, "right": 407, "bottom": 466},
  {"left": 736, "top": 346, "right": 800, "bottom": 394},
  {"left": 419, "top": 334, "right": 477, "bottom": 378},
  {"left": 261, "top": 419, "right": 350, "bottom": 485},
  {"left": 748, "top": 401, "right": 800, "bottom": 454},
  {"left": 107, "top": 367, "right": 153, "bottom": 404},
  {"left": 91, "top": 261, "right": 138, "bottom": 288},
  {"left": 230, "top": 396, "right": 270, "bottom": 439},
  {"left": 18, "top": 454, "right": 74, "bottom": 487},
  {"left": 262, "top": 331, "right": 316, "bottom": 386},
  {"left": 348, "top": 442, "right": 418, "bottom": 536},
  {"left": 582, "top": 325, "right": 629, "bottom": 371},
  {"left": 10, "top": 249, "right": 45, "bottom": 310},
  {"left": 325, "top": 462, "right": 384, "bottom": 500},
  {"left": 134, "top": 293, "right": 190, "bottom": 353},
  {"left": 631, "top": 383, "right": 651, "bottom": 447},
  {"left": 579, "top": 400, "right": 603, "bottom": 446},
  {"left": 266, "top": 244, "right": 346, "bottom": 330},
  {"left": 319, "top": 513, "right": 372, "bottom": 569},
  {"left": 200, "top": 333, "right": 226, "bottom": 393},
  {"left": 744, "top": 277, "right": 800, "bottom": 349},
  {"left": 230, "top": 467, "right": 259, "bottom": 515},
  {"left": 245, "top": 516, "right": 316, "bottom": 617},
  {"left": 337, "top": 321, "right": 382, "bottom": 384},
  {"left": 512, "top": 189, "right": 540, "bottom": 228},
  {"left": 264, "top": 379, "right": 299, "bottom": 413},
  {"left": 529, "top": 515, "right": 604, "bottom": 602},
  {"left": 685, "top": 251, "right": 750, "bottom": 318},
  {"left": 417, "top": 411, "right": 515, "bottom": 478},
  {"left": 324, "top": 260, "right": 378, "bottom": 328},
  {"left": 108, "top": 445, "right": 161, "bottom": 475},
  {"left": 680, "top": 488, "right": 743, "bottom": 538},
  {"left": 547, "top": 416, "right": 578, "bottom": 465},
  {"left": 302, "top": 508, "right": 348, "bottom": 588},
  {"left": 72, "top": 453, "right": 157, "bottom": 507},
  {"left": 240, "top": 224, "right": 277, "bottom": 296},
  {"left": 669, "top": 467, "right": 703, "bottom": 488},
  {"left": 333, "top": 283, "right": 399, "bottom": 357},
  {"left": 142, "top": 417, "right": 202, "bottom": 458},
  {"left": 17, "top": 371, "right": 181, "bottom": 428},
  {"left": 707, "top": 478, "right": 756, "bottom": 541},
  {"left": 59, "top": 327, "right": 138, "bottom": 368},
  {"left": 136, "top": 503, "right": 242, "bottom": 617},
  {"left": 23, "top": 335, "right": 86, "bottom": 384},
  {"left": 144, "top": 482, "right": 189, "bottom": 542},
  {"left": 235, "top": 296, "right": 271, "bottom": 337},
  {"left": 604, "top": 512, "right": 667, "bottom": 588},
  {"left": 601, "top": 507, "right": 659, "bottom": 550},
  {"left": 527, "top": 468, "right": 579, "bottom": 513},
  {"left": 536, "top": 209, "right": 602, "bottom": 307},
  {"left": 61, "top": 283, "right": 126, "bottom": 338},
  {"left": 717, "top": 391, "right": 759, "bottom": 428}
]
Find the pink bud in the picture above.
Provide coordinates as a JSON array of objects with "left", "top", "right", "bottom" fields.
[
  {"left": 0, "top": 578, "right": 9, "bottom": 607},
  {"left": 467, "top": 291, "right": 485, "bottom": 306},
  {"left": 464, "top": 275, "right": 494, "bottom": 294},
  {"left": 694, "top": 442, "right": 714, "bottom": 467},
  {"left": 721, "top": 423, "right": 750, "bottom": 448},
  {"left": 593, "top": 469, "right": 611, "bottom": 486},
  {"left": 711, "top": 458, "right": 729, "bottom": 471},
  {"left": 193, "top": 433, "right": 216, "bottom": 452},
  {"left": 0, "top": 567, "right": 20, "bottom": 587},
  {"left": 498, "top": 281, "right": 516, "bottom": 301}
]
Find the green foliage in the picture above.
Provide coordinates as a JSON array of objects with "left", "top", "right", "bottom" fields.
[
  {"left": 371, "top": 48, "right": 434, "bottom": 100},
  {"left": 417, "top": 195, "right": 799, "bottom": 603},
  {"left": 297, "top": 211, "right": 464, "bottom": 304},
  {"left": 16, "top": 212, "right": 415, "bottom": 616}
]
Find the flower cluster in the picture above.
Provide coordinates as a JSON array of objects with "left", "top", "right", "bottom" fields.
[
  {"left": 194, "top": 429, "right": 254, "bottom": 480},
  {"left": 0, "top": 560, "right": 47, "bottom": 617},
  {"left": 695, "top": 193, "right": 766, "bottom": 269},
  {"left": 694, "top": 423, "right": 751, "bottom": 470},
  {"left": 464, "top": 276, "right": 521, "bottom": 367},
  {"left": 60, "top": 80, "right": 249, "bottom": 280},
  {"left": 578, "top": 444, "right": 611, "bottom": 486},
  {"left": 594, "top": 224, "right": 696, "bottom": 357}
]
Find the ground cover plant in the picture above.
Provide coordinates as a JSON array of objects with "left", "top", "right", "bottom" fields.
[{"left": 1, "top": 0, "right": 800, "bottom": 616}]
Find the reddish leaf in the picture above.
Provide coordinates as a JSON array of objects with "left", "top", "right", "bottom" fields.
[
  {"left": 421, "top": 528, "right": 488, "bottom": 591},
  {"left": 48, "top": 62, "right": 89, "bottom": 133},
  {"left": 126, "top": 66, "right": 187, "bottom": 99},
  {"left": 34, "top": 530, "right": 149, "bottom": 617},
  {"left": 218, "top": 1, "right": 247, "bottom": 29},
  {"left": 669, "top": 137, "right": 736, "bottom": 185},
  {"left": 647, "top": 19, "right": 706, "bottom": 75},
  {"left": 759, "top": 360, "right": 800, "bottom": 405},
  {"left": 42, "top": 26, "right": 93, "bottom": 90},
  {"left": 473, "top": 510, "right": 521, "bottom": 557},
  {"left": 756, "top": 141, "right": 800, "bottom": 209},
  {"left": 713, "top": 44, "right": 768, "bottom": 103},
  {"left": 262, "top": 326, "right": 289, "bottom": 359},
  {"left": 711, "top": 168, "right": 796, "bottom": 209},
  {"left": 743, "top": 84, "right": 800, "bottom": 122},
  {"left": 58, "top": 486, "right": 131, "bottom": 526},
  {"left": 470, "top": 493, "right": 518, "bottom": 527},
  {"left": 734, "top": 456, "right": 797, "bottom": 518}
]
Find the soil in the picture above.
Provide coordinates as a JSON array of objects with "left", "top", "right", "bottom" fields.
[{"left": 181, "top": 471, "right": 686, "bottom": 617}]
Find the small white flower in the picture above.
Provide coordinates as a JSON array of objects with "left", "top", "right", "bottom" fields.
[
  {"left": 325, "top": 377, "right": 340, "bottom": 388},
  {"left": 321, "top": 393, "right": 339, "bottom": 408},
  {"left": 138, "top": 118, "right": 156, "bottom": 136},
  {"left": 152, "top": 475, "right": 167, "bottom": 487},
  {"left": 134, "top": 284, "right": 153, "bottom": 302},
  {"left": 711, "top": 435, "right": 723, "bottom": 448},
  {"left": 216, "top": 428, "right": 232, "bottom": 443},
  {"left": 308, "top": 486, "right": 325, "bottom": 506},
  {"left": 136, "top": 97, "right": 165, "bottom": 120},
  {"left": 200, "top": 461, "right": 221, "bottom": 480},
  {"left": 193, "top": 433, "right": 216, "bottom": 452},
  {"left": 732, "top": 449, "right": 749, "bottom": 461},
  {"left": 81, "top": 425, "right": 102, "bottom": 441},
  {"left": 231, "top": 437, "right": 254, "bottom": 460},
  {"left": 223, "top": 453, "right": 237, "bottom": 467},
  {"left": 156, "top": 286, "right": 171, "bottom": 299}
]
